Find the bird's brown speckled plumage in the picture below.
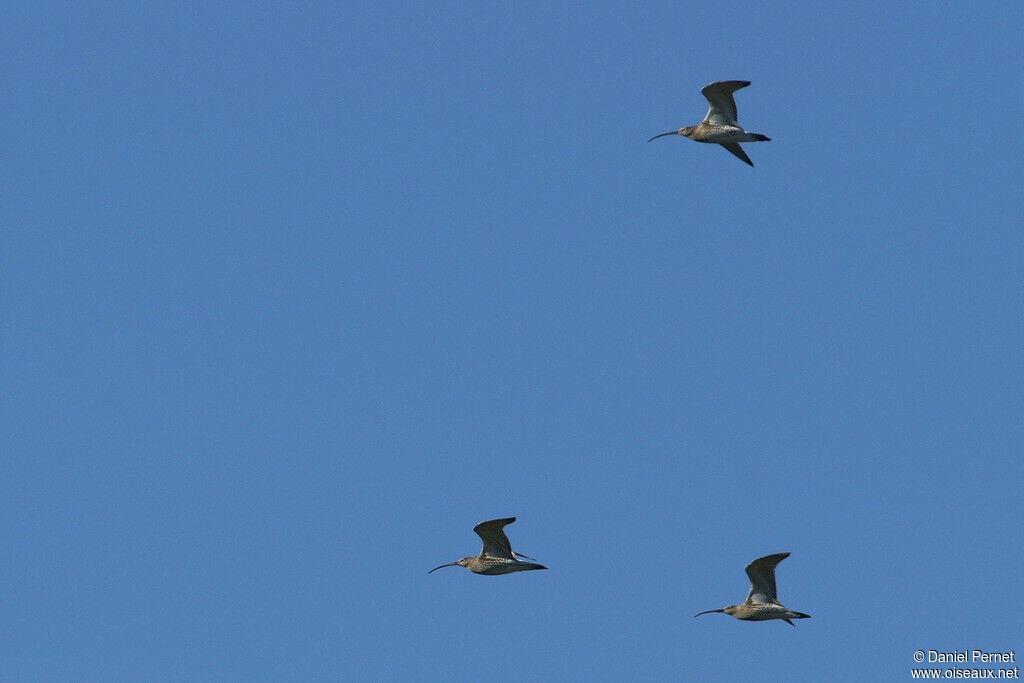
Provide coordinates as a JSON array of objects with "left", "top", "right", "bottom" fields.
[
  {"left": 694, "top": 552, "right": 811, "bottom": 626},
  {"left": 429, "top": 517, "right": 547, "bottom": 576},
  {"left": 649, "top": 80, "right": 770, "bottom": 166}
]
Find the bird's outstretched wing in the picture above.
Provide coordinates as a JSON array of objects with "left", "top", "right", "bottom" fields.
[
  {"left": 701, "top": 80, "right": 751, "bottom": 125},
  {"left": 745, "top": 552, "right": 790, "bottom": 604},
  {"left": 473, "top": 517, "right": 517, "bottom": 559},
  {"left": 720, "top": 143, "right": 754, "bottom": 166}
]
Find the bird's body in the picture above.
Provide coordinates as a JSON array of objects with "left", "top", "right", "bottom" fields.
[
  {"left": 458, "top": 555, "right": 544, "bottom": 575},
  {"left": 649, "top": 80, "right": 770, "bottom": 166},
  {"left": 429, "top": 517, "right": 547, "bottom": 576},
  {"left": 720, "top": 601, "right": 807, "bottom": 622},
  {"left": 695, "top": 552, "right": 811, "bottom": 626},
  {"left": 683, "top": 122, "right": 767, "bottom": 145}
]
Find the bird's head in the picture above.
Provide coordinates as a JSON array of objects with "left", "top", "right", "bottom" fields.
[
  {"left": 428, "top": 557, "right": 472, "bottom": 573},
  {"left": 648, "top": 126, "right": 698, "bottom": 142},
  {"left": 694, "top": 605, "right": 735, "bottom": 618},
  {"left": 648, "top": 127, "right": 685, "bottom": 143}
]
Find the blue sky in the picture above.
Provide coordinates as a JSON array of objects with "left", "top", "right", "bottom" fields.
[{"left": 2, "top": 2, "right": 1022, "bottom": 681}]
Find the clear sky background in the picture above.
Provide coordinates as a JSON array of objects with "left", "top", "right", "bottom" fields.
[{"left": 2, "top": 2, "right": 1023, "bottom": 681}]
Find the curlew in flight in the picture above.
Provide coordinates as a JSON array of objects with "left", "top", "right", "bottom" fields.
[
  {"left": 648, "top": 80, "right": 770, "bottom": 166},
  {"left": 429, "top": 517, "right": 547, "bottom": 575},
  {"left": 694, "top": 552, "right": 811, "bottom": 625}
]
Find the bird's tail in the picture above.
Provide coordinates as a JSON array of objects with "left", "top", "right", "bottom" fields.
[
  {"left": 752, "top": 133, "right": 771, "bottom": 142},
  {"left": 782, "top": 611, "right": 810, "bottom": 626}
]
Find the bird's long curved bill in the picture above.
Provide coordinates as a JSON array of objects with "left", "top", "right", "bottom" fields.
[
  {"left": 693, "top": 609, "right": 725, "bottom": 617},
  {"left": 647, "top": 131, "right": 677, "bottom": 142},
  {"left": 428, "top": 562, "right": 459, "bottom": 574}
]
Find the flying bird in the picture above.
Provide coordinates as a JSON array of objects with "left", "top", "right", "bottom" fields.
[
  {"left": 649, "top": 80, "right": 770, "bottom": 166},
  {"left": 694, "top": 552, "right": 811, "bottom": 625},
  {"left": 429, "top": 517, "right": 547, "bottom": 575}
]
